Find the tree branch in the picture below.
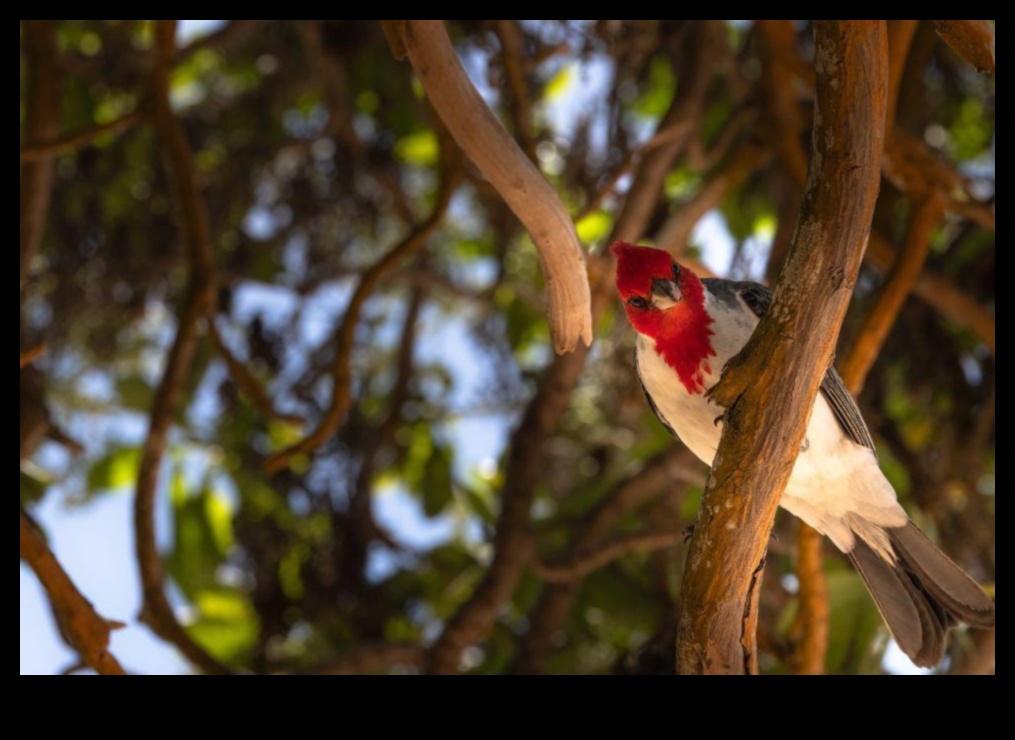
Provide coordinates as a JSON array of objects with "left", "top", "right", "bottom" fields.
[
  {"left": 866, "top": 231, "right": 995, "bottom": 355},
  {"left": 533, "top": 532, "right": 683, "bottom": 585},
  {"left": 208, "top": 320, "right": 305, "bottom": 426},
  {"left": 20, "top": 20, "right": 60, "bottom": 295},
  {"left": 20, "top": 344, "right": 46, "bottom": 370},
  {"left": 514, "top": 449, "right": 702, "bottom": 674},
  {"left": 933, "top": 21, "right": 995, "bottom": 75},
  {"left": 655, "top": 143, "right": 770, "bottom": 254},
  {"left": 390, "top": 20, "right": 593, "bottom": 355},
  {"left": 20, "top": 513, "right": 126, "bottom": 676},
  {"left": 677, "top": 21, "right": 889, "bottom": 676},
  {"left": 841, "top": 196, "right": 945, "bottom": 391},
  {"left": 264, "top": 171, "right": 456, "bottom": 477},
  {"left": 886, "top": 21, "right": 921, "bottom": 136},
  {"left": 310, "top": 644, "right": 426, "bottom": 675},
  {"left": 428, "top": 26, "right": 720, "bottom": 673},
  {"left": 19, "top": 108, "right": 147, "bottom": 164},
  {"left": 793, "top": 523, "right": 830, "bottom": 675},
  {"left": 134, "top": 20, "right": 231, "bottom": 676},
  {"left": 495, "top": 20, "right": 538, "bottom": 162}
]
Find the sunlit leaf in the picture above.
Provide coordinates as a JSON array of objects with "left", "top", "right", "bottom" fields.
[
  {"left": 544, "top": 64, "right": 576, "bottom": 101},
  {"left": 395, "top": 130, "right": 439, "bottom": 166},
  {"left": 187, "top": 587, "right": 259, "bottom": 664},
  {"left": 87, "top": 447, "right": 141, "bottom": 494}
]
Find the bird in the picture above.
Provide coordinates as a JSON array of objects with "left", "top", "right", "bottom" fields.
[{"left": 611, "top": 241, "right": 995, "bottom": 668}]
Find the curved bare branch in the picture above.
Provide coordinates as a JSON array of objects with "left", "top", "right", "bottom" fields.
[
  {"left": 390, "top": 20, "right": 593, "bottom": 355},
  {"left": 934, "top": 21, "right": 995, "bottom": 74}
]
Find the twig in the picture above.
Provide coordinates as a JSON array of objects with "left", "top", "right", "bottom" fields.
[
  {"left": 265, "top": 171, "right": 456, "bottom": 477},
  {"left": 534, "top": 532, "right": 683, "bottom": 585},
  {"left": 209, "top": 320, "right": 305, "bottom": 426},
  {"left": 19, "top": 108, "right": 147, "bottom": 163},
  {"left": 840, "top": 196, "right": 946, "bottom": 393},
  {"left": 887, "top": 21, "right": 921, "bottom": 137},
  {"left": 134, "top": 20, "right": 231, "bottom": 676},
  {"left": 866, "top": 231, "right": 995, "bottom": 355},
  {"left": 610, "top": 21, "right": 723, "bottom": 246},
  {"left": 20, "top": 513, "right": 126, "bottom": 676},
  {"left": 933, "top": 21, "right": 995, "bottom": 75},
  {"left": 495, "top": 20, "right": 538, "bottom": 162},
  {"left": 514, "top": 449, "right": 703, "bottom": 674},
  {"left": 390, "top": 20, "right": 593, "bottom": 355},
  {"left": 20, "top": 20, "right": 60, "bottom": 295},
  {"left": 677, "top": 21, "right": 889, "bottom": 675},
  {"left": 177, "top": 19, "right": 261, "bottom": 63},
  {"left": 793, "top": 523, "right": 830, "bottom": 675},
  {"left": 310, "top": 644, "right": 426, "bottom": 676},
  {"left": 654, "top": 143, "right": 770, "bottom": 254},
  {"left": 756, "top": 20, "right": 810, "bottom": 188},
  {"left": 427, "top": 346, "right": 588, "bottom": 674},
  {"left": 20, "top": 344, "right": 46, "bottom": 369}
]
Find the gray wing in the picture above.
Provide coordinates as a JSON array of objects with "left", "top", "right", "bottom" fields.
[{"left": 714, "top": 279, "right": 877, "bottom": 454}]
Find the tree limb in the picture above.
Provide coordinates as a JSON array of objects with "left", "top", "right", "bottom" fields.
[
  {"left": 20, "top": 20, "right": 60, "bottom": 295},
  {"left": 19, "top": 108, "right": 147, "bottom": 164},
  {"left": 495, "top": 20, "right": 538, "bottom": 162},
  {"left": 208, "top": 320, "right": 306, "bottom": 426},
  {"left": 134, "top": 20, "right": 231, "bottom": 676},
  {"left": 264, "top": 170, "right": 456, "bottom": 476},
  {"left": 20, "top": 344, "right": 46, "bottom": 370},
  {"left": 310, "top": 644, "right": 426, "bottom": 676},
  {"left": 841, "top": 196, "right": 945, "bottom": 392},
  {"left": 793, "top": 523, "right": 830, "bottom": 675},
  {"left": 20, "top": 513, "right": 126, "bottom": 676},
  {"left": 390, "top": 20, "right": 593, "bottom": 355},
  {"left": 533, "top": 532, "right": 683, "bottom": 585},
  {"left": 428, "top": 26, "right": 720, "bottom": 674},
  {"left": 867, "top": 231, "right": 994, "bottom": 355},
  {"left": 933, "top": 21, "right": 995, "bottom": 75},
  {"left": 514, "top": 449, "right": 702, "bottom": 674},
  {"left": 677, "top": 21, "right": 889, "bottom": 676},
  {"left": 655, "top": 143, "right": 770, "bottom": 254}
]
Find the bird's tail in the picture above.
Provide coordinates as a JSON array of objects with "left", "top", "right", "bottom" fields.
[{"left": 848, "top": 521, "right": 995, "bottom": 669}]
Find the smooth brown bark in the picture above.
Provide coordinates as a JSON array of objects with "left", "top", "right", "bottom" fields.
[
  {"left": 389, "top": 20, "right": 593, "bottom": 355},
  {"left": 20, "top": 514, "right": 126, "bottom": 676},
  {"left": 676, "top": 21, "right": 889, "bottom": 675},
  {"left": 933, "top": 21, "right": 995, "bottom": 74}
]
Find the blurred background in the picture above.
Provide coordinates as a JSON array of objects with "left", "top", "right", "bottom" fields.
[{"left": 20, "top": 20, "right": 994, "bottom": 675}]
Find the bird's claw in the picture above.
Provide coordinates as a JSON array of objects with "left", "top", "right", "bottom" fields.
[
  {"left": 682, "top": 525, "right": 696, "bottom": 545},
  {"left": 713, "top": 414, "right": 725, "bottom": 429}
]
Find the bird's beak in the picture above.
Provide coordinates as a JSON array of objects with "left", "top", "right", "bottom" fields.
[{"left": 652, "top": 278, "right": 681, "bottom": 308}]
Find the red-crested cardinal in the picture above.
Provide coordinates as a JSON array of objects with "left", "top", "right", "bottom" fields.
[{"left": 612, "top": 242, "right": 995, "bottom": 668}]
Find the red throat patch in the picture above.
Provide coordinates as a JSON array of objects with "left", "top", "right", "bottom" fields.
[{"left": 611, "top": 242, "right": 716, "bottom": 395}]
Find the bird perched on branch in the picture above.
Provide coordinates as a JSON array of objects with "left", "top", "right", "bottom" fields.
[{"left": 612, "top": 242, "right": 995, "bottom": 668}]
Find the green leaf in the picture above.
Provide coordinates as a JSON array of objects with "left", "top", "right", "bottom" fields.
[
  {"left": 576, "top": 211, "right": 614, "bottom": 245},
  {"left": 395, "top": 130, "right": 439, "bottom": 166},
  {"left": 422, "top": 445, "right": 454, "bottom": 518},
  {"left": 167, "top": 472, "right": 235, "bottom": 600},
  {"left": 187, "top": 588, "right": 259, "bottom": 664},
  {"left": 86, "top": 447, "right": 141, "bottom": 494},
  {"left": 544, "top": 64, "right": 576, "bottom": 101}
]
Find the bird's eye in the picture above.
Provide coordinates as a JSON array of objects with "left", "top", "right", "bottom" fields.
[{"left": 627, "top": 297, "right": 650, "bottom": 310}]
